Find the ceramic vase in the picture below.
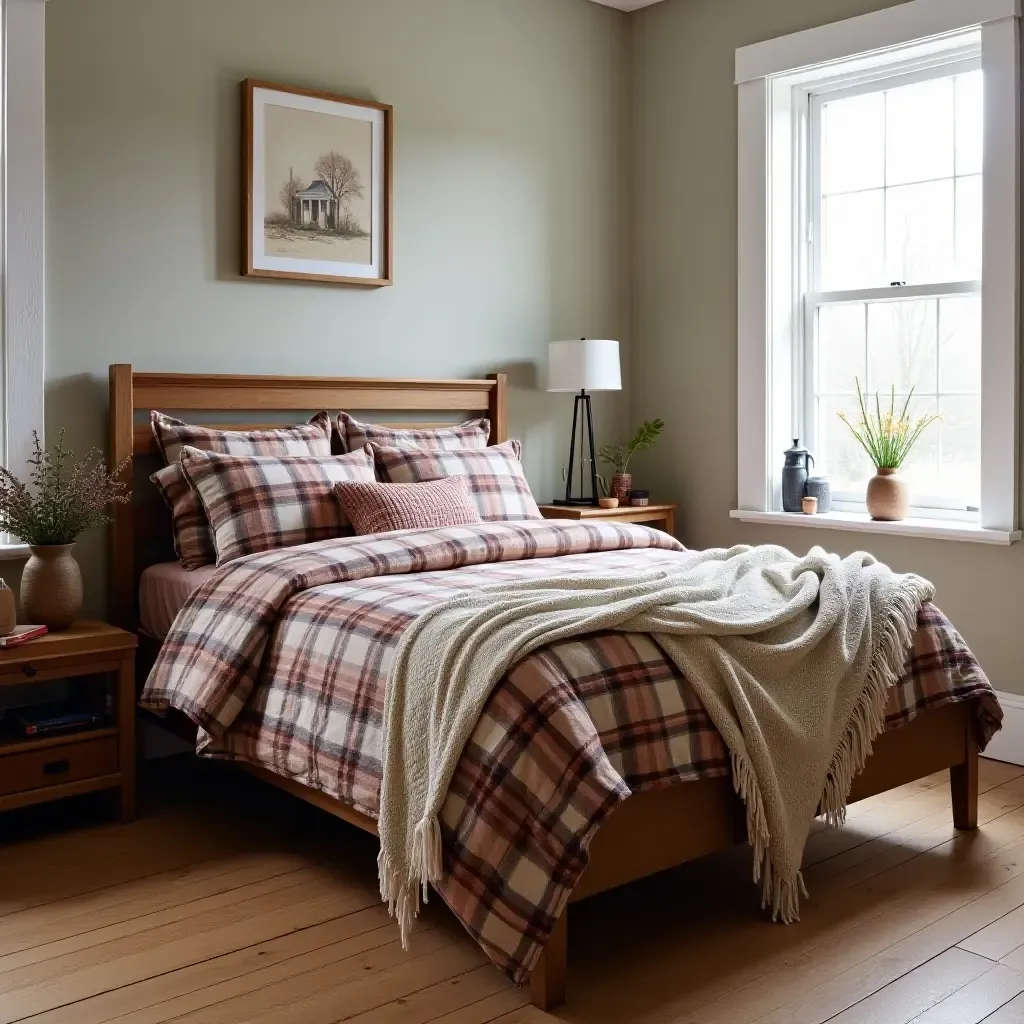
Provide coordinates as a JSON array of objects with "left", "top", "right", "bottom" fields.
[
  {"left": 866, "top": 468, "right": 909, "bottom": 522},
  {"left": 610, "top": 472, "right": 632, "bottom": 502},
  {"left": 0, "top": 580, "right": 16, "bottom": 636},
  {"left": 21, "top": 544, "right": 83, "bottom": 630}
]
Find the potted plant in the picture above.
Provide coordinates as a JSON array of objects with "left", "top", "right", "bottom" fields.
[
  {"left": 0, "top": 431, "right": 130, "bottom": 629},
  {"left": 598, "top": 419, "right": 665, "bottom": 502},
  {"left": 838, "top": 380, "right": 940, "bottom": 522}
]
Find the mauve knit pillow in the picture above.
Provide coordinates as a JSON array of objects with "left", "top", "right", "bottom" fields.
[{"left": 333, "top": 475, "right": 482, "bottom": 536}]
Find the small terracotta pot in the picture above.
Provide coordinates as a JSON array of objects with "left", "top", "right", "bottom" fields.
[
  {"left": 610, "top": 472, "right": 632, "bottom": 502},
  {"left": 21, "top": 544, "right": 83, "bottom": 630},
  {"left": 598, "top": 497, "right": 620, "bottom": 509},
  {"left": 801, "top": 495, "right": 818, "bottom": 515},
  {"left": 866, "top": 468, "right": 909, "bottom": 522},
  {"left": 0, "top": 580, "right": 16, "bottom": 636}
]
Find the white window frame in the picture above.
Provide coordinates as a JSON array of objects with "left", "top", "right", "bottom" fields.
[
  {"left": 0, "top": 0, "right": 45, "bottom": 557},
  {"left": 733, "top": 0, "right": 1021, "bottom": 544}
]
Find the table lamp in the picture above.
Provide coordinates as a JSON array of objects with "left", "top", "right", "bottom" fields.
[{"left": 548, "top": 338, "right": 622, "bottom": 505}]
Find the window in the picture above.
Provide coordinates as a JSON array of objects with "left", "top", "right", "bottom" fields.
[
  {"left": 808, "top": 61, "right": 983, "bottom": 515},
  {"left": 734, "top": 0, "right": 1021, "bottom": 542}
]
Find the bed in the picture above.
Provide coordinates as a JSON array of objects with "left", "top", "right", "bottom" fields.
[{"left": 109, "top": 364, "right": 1001, "bottom": 1010}]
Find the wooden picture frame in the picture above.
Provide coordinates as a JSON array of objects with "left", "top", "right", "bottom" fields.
[{"left": 242, "top": 79, "right": 393, "bottom": 287}]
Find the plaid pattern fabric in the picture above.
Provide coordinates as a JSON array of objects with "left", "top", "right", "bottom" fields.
[
  {"left": 141, "top": 522, "right": 1001, "bottom": 986},
  {"left": 150, "top": 412, "right": 335, "bottom": 569},
  {"left": 150, "top": 463, "right": 215, "bottom": 569},
  {"left": 337, "top": 411, "right": 490, "bottom": 452},
  {"left": 371, "top": 439, "right": 542, "bottom": 521},
  {"left": 151, "top": 410, "right": 333, "bottom": 464},
  {"left": 334, "top": 475, "right": 481, "bottom": 535},
  {"left": 179, "top": 447, "right": 376, "bottom": 566}
]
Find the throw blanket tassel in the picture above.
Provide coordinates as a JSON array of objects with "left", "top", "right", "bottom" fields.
[{"left": 378, "top": 815, "right": 444, "bottom": 951}]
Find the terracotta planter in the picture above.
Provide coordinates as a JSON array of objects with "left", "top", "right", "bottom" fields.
[
  {"left": 610, "top": 472, "right": 632, "bottom": 502},
  {"left": 598, "top": 497, "right": 620, "bottom": 509},
  {"left": 21, "top": 544, "right": 83, "bottom": 630},
  {"left": 866, "top": 468, "right": 909, "bottom": 522}
]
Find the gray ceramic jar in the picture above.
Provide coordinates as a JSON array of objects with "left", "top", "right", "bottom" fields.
[
  {"left": 782, "top": 440, "right": 815, "bottom": 513},
  {"left": 805, "top": 476, "right": 832, "bottom": 514}
]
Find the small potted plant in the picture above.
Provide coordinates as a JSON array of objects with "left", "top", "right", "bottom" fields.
[
  {"left": 598, "top": 419, "right": 665, "bottom": 502},
  {"left": 0, "top": 431, "right": 130, "bottom": 629},
  {"left": 838, "top": 380, "right": 940, "bottom": 522}
]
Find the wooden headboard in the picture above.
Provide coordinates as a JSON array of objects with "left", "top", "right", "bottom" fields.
[{"left": 108, "top": 365, "right": 508, "bottom": 630}]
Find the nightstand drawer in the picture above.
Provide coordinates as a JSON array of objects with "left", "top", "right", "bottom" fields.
[{"left": 0, "top": 736, "right": 119, "bottom": 796}]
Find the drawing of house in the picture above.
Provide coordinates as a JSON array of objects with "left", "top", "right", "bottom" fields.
[{"left": 292, "top": 180, "right": 336, "bottom": 229}]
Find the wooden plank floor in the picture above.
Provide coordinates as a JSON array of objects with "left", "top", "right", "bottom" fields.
[{"left": 2, "top": 756, "right": 1024, "bottom": 1023}]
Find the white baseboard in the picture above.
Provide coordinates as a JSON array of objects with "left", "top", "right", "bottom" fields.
[{"left": 983, "top": 690, "right": 1024, "bottom": 767}]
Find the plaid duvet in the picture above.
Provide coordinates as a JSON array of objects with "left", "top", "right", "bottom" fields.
[{"left": 142, "top": 521, "right": 1001, "bottom": 986}]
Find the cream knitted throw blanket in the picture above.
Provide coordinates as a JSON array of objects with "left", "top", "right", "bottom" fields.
[{"left": 378, "top": 544, "right": 933, "bottom": 945}]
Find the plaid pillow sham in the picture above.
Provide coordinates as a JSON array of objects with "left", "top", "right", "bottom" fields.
[
  {"left": 337, "top": 411, "right": 490, "bottom": 453},
  {"left": 151, "top": 463, "right": 216, "bottom": 570},
  {"left": 369, "top": 439, "right": 542, "bottom": 522},
  {"left": 180, "top": 447, "right": 376, "bottom": 566},
  {"left": 151, "top": 411, "right": 333, "bottom": 465},
  {"left": 334, "top": 475, "right": 482, "bottom": 535},
  {"left": 150, "top": 412, "right": 334, "bottom": 569}
]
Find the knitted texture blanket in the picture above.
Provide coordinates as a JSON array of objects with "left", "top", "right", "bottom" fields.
[{"left": 377, "top": 543, "right": 933, "bottom": 944}]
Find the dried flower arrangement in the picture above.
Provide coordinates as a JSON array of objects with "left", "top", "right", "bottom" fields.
[
  {"left": 0, "top": 431, "right": 131, "bottom": 546},
  {"left": 838, "top": 380, "right": 941, "bottom": 470}
]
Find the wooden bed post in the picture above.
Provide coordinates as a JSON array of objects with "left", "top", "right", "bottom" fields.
[
  {"left": 950, "top": 721, "right": 979, "bottom": 831},
  {"left": 487, "top": 373, "right": 508, "bottom": 445},
  {"left": 529, "top": 908, "right": 567, "bottom": 1011},
  {"left": 109, "top": 364, "right": 135, "bottom": 630}
]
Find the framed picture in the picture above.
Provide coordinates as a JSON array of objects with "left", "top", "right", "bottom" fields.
[{"left": 243, "top": 79, "right": 393, "bottom": 287}]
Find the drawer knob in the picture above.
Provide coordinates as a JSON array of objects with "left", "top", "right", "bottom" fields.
[
  {"left": 21, "top": 664, "right": 36, "bottom": 678},
  {"left": 42, "top": 759, "right": 70, "bottom": 775}
]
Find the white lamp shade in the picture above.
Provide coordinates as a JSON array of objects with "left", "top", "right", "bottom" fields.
[{"left": 547, "top": 339, "right": 622, "bottom": 392}]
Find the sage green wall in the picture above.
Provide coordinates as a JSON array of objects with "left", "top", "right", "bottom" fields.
[
  {"left": 43, "top": 0, "right": 630, "bottom": 613},
  {"left": 631, "top": 0, "right": 1024, "bottom": 695}
]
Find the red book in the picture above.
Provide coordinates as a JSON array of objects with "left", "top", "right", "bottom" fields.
[{"left": 0, "top": 625, "right": 49, "bottom": 648}]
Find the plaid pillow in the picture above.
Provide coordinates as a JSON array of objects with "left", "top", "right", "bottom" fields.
[
  {"left": 369, "top": 440, "right": 541, "bottom": 522},
  {"left": 180, "top": 447, "right": 376, "bottom": 566},
  {"left": 337, "top": 411, "right": 490, "bottom": 453},
  {"left": 151, "top": 463, "right": 216, "bottom": 570},
  {"left": 150, "top": 412, "right": 334, "bottom": 569},
  {"left": 151, "top": 411, "right": 333, "bottom": 465},
  {"left": 334, "top": 475, "right": 482, "bottom": 535}
]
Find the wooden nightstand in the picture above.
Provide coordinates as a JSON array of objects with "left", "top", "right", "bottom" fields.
[
  {"left": 538, "top": 502, "right": 677, "bottom": 537},
  {"left": 0, "top": 621, "right": 137, "bottom": 822}
]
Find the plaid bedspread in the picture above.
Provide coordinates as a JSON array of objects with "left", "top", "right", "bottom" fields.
[{"left": 142, "top": 521, "right": 1002, "bottom": 985}]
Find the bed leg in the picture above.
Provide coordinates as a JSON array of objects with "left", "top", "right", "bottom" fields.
[
  {"left": 529, "top": 908, "right": 567, "bottom": 1011},
  {"left": 950, "top": 724, "right": 978, "bottom": 831}
]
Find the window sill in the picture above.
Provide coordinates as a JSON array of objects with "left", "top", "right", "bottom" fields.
[
  {"left": 0, "top": 543, "right": 30, "bottom": 561},
  {"left": 729, "top": 509, "right": 1022, "bottom": 545}
]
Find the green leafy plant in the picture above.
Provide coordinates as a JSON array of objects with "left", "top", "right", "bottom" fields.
[
  {"left": 598, "top": 419, "right": 665, "bottom": 474},
  {"left": 0, "top": 431, "right": 131, "bottom": 546},
  {"left": 838, "top": 379, "right": 941, "bottom": 470}
]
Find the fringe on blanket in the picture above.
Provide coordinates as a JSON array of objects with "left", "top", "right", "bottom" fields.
[
  {"left": 378, "top": 815, "right": 443, "bottom": 950},
  {"left": 731, "top": 576, "right": 930, "bottom": 924}
]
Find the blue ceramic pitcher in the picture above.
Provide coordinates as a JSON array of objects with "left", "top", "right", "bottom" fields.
[{"left": 782, "top": 439, "right": 814, "bottom": 513}]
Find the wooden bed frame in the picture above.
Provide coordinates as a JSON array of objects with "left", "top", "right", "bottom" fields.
[{"left": 108, "top": 364, "right": 980, "bottom": 1011}]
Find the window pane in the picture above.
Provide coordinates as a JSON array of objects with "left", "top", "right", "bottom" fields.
[
  {"left": 818, "top": 395, "right": 874, "bottom": 494},
  {"left": 817, "top": 304, "right": 866, "bottom": 393},
  {"left": 955, "top": 174, "right": 982, "bottom": 280},
  {"left": 955, "top": 71, "right": 983, "bottom": 177},
  {"left": 885, "top": 179, "right": 955, "bottom": 284},
  {"left": 822, "top": 190, "right": 884, "bottom": 290},
  {"left": 886, "top": 77, "right": 954, "bottom": 186},
  {"left": 938, "top": 395, "right": 981, "bottom": 506},
  {"left": 867, "top": 299, "right": 938, "bottom": 393},
  {"left": 939, "top": 295, "right": 981, "bottom": 392},
  {"left": 896, "top": 393, "right": 941, "bottom": 497},
  {"left": 822, "top": 92, "right": 885, "bottom": 195}
]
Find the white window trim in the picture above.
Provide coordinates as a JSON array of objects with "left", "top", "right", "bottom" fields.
[
  {"left": 0, "top": 0, "right": 45, "bottom": 559},
  {"left": 735, "top": 0, "right": 1021, "bottom": 542}
]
